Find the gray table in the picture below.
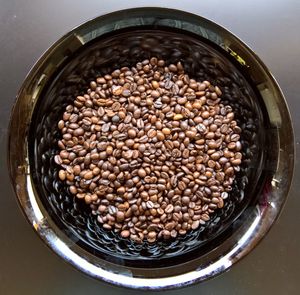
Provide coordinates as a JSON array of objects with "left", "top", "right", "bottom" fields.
[{"left": 1, "top": 1, "right": 299, "bottom": 294}]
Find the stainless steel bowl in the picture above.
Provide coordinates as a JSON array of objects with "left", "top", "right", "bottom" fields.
[{"left": 8, "top": 7, "right": 294, "bottom": 290}]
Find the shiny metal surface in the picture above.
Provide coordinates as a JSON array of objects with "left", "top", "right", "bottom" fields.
[{"left": 1, "top": 1, "right": 300, "bottom": 294}]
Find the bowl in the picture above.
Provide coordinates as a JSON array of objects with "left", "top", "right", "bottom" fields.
[{"left": 8, "top": 7, "right": 294, "bottom": 290}]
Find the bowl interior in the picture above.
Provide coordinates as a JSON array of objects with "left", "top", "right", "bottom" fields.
[{"left": 28, "top": 26, "right": 267, "bottom": 268}]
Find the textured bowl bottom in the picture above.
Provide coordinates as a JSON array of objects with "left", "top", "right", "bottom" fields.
[{"left": 29, "top": 27, "right": 265, "bottom": 268}]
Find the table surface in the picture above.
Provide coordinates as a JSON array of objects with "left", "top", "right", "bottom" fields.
[{"left": 1, "top": 1, "right": 299, "bottom": 294}]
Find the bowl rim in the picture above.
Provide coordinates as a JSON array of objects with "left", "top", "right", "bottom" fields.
[{"left": 7, "top": 7, "right": 294, "bottom": 290}]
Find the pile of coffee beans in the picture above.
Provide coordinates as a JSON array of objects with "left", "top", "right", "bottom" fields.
[{"left": 55, "top": 57, "right": 242, "bottom": 243}]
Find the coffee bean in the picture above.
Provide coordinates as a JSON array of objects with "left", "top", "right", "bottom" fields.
[
  {"left": 127, "top": 128, "right": 137, "bottom": 138},
  {"left": 185, "top": 130, "right": 197, "bottom": 138},
  {"left": 121, "top": 230, "right": 130, "bottom": 238},
  {"left": 225, "top": 167, "right": 234, "bottom": 176},
  {"left": 165, "top": 221, "right": 175, "bottom": 231},
  {"left": 181, "top": 196, "right": 190, "bottom": 205},
  {"left": 116, "top": 211, "right": 125, "bottom": 222},
  {"left": 165, "top": 204, "right": 174, "bottom": 214},
  {"left": 101, "top": 123, "right": 110, "bottom": 132},
  {"left": 154, "top": 100, "right": 163, "bottom": 109},
  {"left": 147, "top": 129, "right": 157, "bottom": 138},
  {"left": 235, "top": 141, "right": 242, "bottom": 151},
  {"left": 151, "top": 80, "right": 159, "bottom": 89},
  {"left": 231, "top": 158, "right": 241, "bottom": 166},
  {"left": 196, "top": 123, "right": 207, "bottom": 133},
  {"left": 146, "top": 200, "right": 154, "bottom": 209},
  {"left": 168, "top": 64, "right": 177, "bottom": 72},
  {"left": 192, "top": 220, "right": 200, "bottom": 230},
  {"left": 58, "top": 170, "right": 66, "bottom": 181},
  {"left": 112, "top": 115, "right": 120, "bottom": 123},
  {"left": 173, "top": 114, "right": 184, "bottom": 120},
  {"left": 84, "top": 171, "right": 93, "bottom": 180},
  {"left": 161, "top": 128, "right": 171, "bottom": 135},
  {"left": 111, "top": 85, "right": 122, "bottom": 96},
  {"left": 138, "top": 168, "right": 147, "bottom": 178},
  {"left": 125, "top": 139, "right": 135, "bottom": 147},
  {"left": 157, "top": 131, "right": 165, "bottom": 141},
  {"left": 57, "top": 120, "right": 65, "bottom": 129},
  {"left": 151, "top": 90, "right": 160, "bottom": 99},
  {"left": 136, "top": 118, "right": 144, "bottom": 129},
  {"left": 148, "top": 231, "right": 157, "bottom": 242},
  {"left": 228, "top": 142, "right": 237, "bottom": 149}
]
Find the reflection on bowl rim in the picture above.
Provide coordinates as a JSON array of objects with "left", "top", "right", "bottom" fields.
[{"left": 7, "top": 7, "right": 294, "bottom": 290}]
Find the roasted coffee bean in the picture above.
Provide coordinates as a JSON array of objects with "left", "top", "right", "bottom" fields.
[
  {"left": 56, "top": 57, "right": 242, "bottom": 243},
  {"left": 165, "top": 204, "right": 174, "bottom": 214},
  {"left": 128, "top": 128, "right": 137, "bottom": 138},
  {"left": 58, "top": 170, "right": 66, "bottom": 181},
  {"left": 121, "top": 230, "right": 130, "bottom": 238},
  {"left": 138, "top": 168, "right": 147, "bottom": 178}
]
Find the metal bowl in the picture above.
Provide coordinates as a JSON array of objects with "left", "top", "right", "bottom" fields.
[{"left": 8, "top": 8, "right": 294, "bottom": 290}]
